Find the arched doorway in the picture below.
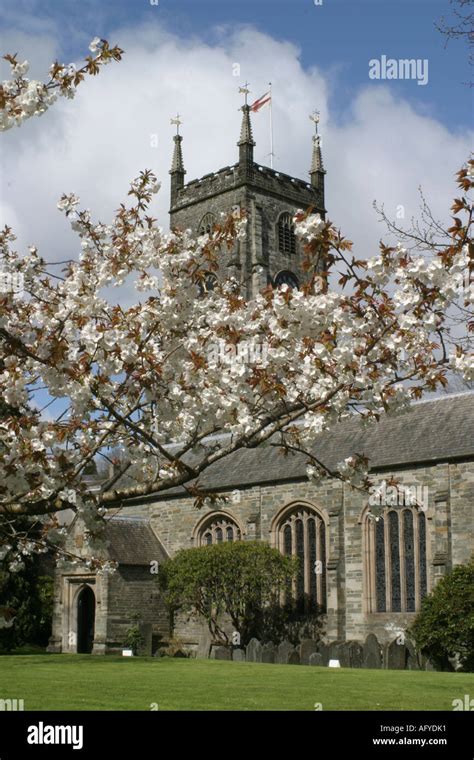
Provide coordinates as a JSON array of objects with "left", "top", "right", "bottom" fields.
[{"left": 77, "top": 586, "right": 95, "bottom": 654}]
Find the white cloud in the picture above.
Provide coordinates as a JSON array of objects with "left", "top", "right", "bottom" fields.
[{"left": 0, "top": 20, "right": 472, "bottom": 277}]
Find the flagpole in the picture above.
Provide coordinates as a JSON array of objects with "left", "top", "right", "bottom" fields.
[{"left": 269, "top": 81, "right": 274, "bottom": 169}]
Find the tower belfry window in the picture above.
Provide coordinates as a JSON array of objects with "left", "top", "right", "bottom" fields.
[
  {"left": 274, "top": 270, "right": 299, "bottom": 290},
  {"left": 278, "top": 212, "right": 296, "bottom": 256},
  {"left": 199, "top": 213, "right": 216, "bottom": 236}
]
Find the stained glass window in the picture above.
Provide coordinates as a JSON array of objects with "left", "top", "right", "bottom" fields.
[
  {"left": 369, "top": 505, "right": 428, "bottom": 614},
  {"left": 375, "top": 516, "right": 386, "bottom": 612},
  {"left": 308, "top": 518, "right": 317, "bottom": 608},
  {"left": 277, "top": 506, "right": 326, "bottom": 613},
  {"left": 283, "top": 525, "right": 292, "bottom": 556},
  {"left": 389, "top": 511, "right": 401, "bottom": 612},
  {"left": 319, "top": 522, "right": 326, "bottom": 607},
  {"left": 295, "top": 519, "right": 305, "bottom": 613},
  {"left": 403, "top": 510, "right": 415, "bottom": 612},
  {"left": 419, "top": 512, "right": 427, "bottom": 600},
  {"left": 197, "top": 514, "right": 240, "bottom": 546}
]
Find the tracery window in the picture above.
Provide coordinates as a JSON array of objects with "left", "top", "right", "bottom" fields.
[
  {"left": 366, "top": 508, "right": 428, "bottom": 613},
  {"left": 276, "top": 505, "right": 326, "bottom": 613},
  {"left": 273, "top": 270, "right": 300, "bottom": 290},
  {"left": 278, "top": 212, "right": 296, "bottom": 256},
  {"left": 197, "top": 271, "right": 218, "bottom": 296},
  {"left": 197, "top": 513, "right": 241, "bottom": 547},
  {"left": 198, "top": 212, "right": 216, "bottom": 236}
]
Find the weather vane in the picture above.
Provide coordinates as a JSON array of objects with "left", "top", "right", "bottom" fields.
[
  {"left": 170, "top": 113, "right": 182, "bottom": 135},
  {"left": 309, "top": 110, "right": 321, "bottom": 146},
  {"left": 309, "top": 110, "right": 320, "bottom": 134},
  {"left": 238, "top": 81, "right": 251, "bottom": 106}
]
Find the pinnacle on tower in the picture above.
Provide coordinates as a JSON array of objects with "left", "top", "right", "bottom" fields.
[
  {"left": 310, "top": 134, "right": 324, "bottom": 174},
  {"left": 238, "top": 104, "right": 255, "bottom": 148},
  {"left": 309, "top": 110, "right": 326, "bottom": 194},
  {"left": 237, "top": 84, "right": 255, "bottom": 167},
  {"left": 169, "top": 114, "right": 186, "bottom": 207},
  {"left": 170, "top": 133, "right": 185, "bottom": 174}
]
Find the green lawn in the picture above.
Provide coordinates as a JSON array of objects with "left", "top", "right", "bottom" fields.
[{"left": 0, "top": 655, "right": 473, "bottom": 711}]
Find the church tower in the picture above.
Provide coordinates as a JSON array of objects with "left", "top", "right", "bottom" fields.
[{"left": 169, "top": 102, "right": 326, "bottom": 299}]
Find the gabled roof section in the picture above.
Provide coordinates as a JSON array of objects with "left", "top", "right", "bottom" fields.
[
  {"left": 134, "top": 393, "right": 474, "bottom": 500},
  {"left": 104, "top": 516, "right": 169, "bottom": 566}
]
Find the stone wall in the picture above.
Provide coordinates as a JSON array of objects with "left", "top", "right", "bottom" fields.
[
  {"left": 141, "top": 459, "right": 474, "bottom": 648},
  {"left": 105, "top": 566, "right": 169, "bottom": 652},
  {"left": 170, "top": 164, "right": 323, "bottom": 298},
  {"left": 49, "top": 455, "right": 474, "bottom": 654}
]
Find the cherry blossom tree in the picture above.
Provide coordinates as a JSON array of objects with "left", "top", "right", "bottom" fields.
[
  {"left": 0, "top": 43, "right": 472, "bottom": 578},
  {"left": 436, "top": 0, "right": 473, "bottom": 84},
  {"left": 0, "top": 37, "right": 123, "bottom": 131}
]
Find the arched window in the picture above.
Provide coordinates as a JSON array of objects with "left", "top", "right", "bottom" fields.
[
  {"left": 366, "top": 507, "right": 428, "bottom": 613},
  {"left": 273, "top": 270, "right": 299, "bottom": 290},
  {"left": 197, "top": 271, "right": 218, "bottom": 297},
  {"left": 196, "top": 513, "right": 241, "bottom": 547},
  {"left": 275, "top": 504, "right": 326, "bottom": 613},
  {"left": 198, "top": 212, "right": 216, "bottom": 236},
  {"left": 278, "top": 212, "right": 296, "bottom": 255}
]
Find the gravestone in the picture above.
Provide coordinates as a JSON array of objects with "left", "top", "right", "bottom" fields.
[
  {"left": 214, "top": 646, "right": 232, "bottom": 661},
  {"left": 317, "top": 642, "right": 329, "bottom": 666},
  {"left": 246, "top": 637, "right": 262, "bottom": 663},
  {"left": 277, "top": 640, "right": 294, "bottom": 665},
  {"left": 197, "top": 630, "right": 212, "bottom": 659},
  {"left": 336, "top": 642, "right": 351, "bottom": 668},
  {"left": 386, "top": 639, "right": 407, "bottom": 670},
  {"left": 138, "top": 622, "right": 153, "bottom": 657},
  {"left": 347, "top": 640, "right": 364, "bottom": 668},
  {"left": 299, "top": 639, "right": 318, "bottom": 666},
  {"left": 328, "top": 640, "right": 342, "bottom": 662},
  {"left": 232, "top": 648, "right": 246, "bottom": 662},
  {"left": 309, "top": 652, "right": 323, "bottom": 666},
  {"left": 288, "top": 649, "right": 300, "bottom": 665},
  {"left": 261, "top": 643, "right": 276, "bottom": 664},
  {"left": 405, "top": 638, "right": 420, "bottom": 671},
  {"left": 363, "top": 633, "right": 382, "bottom": 669}
]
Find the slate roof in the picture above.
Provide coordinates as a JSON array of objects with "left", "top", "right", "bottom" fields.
[
  {"left": 104, "top": 516, "right": 169, "bottom": 565},
  {"left": 134, "top": 393, "right": 474, "bottom": 500}
]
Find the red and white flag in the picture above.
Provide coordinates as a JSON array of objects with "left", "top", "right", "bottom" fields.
[{"left": 250, "top": 91, "right": 271, "bottom": 112}]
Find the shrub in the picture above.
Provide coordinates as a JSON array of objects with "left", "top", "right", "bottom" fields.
[
  {"left": 409, "top": 558, "right": 474, "bottom": 671},
  {"left": 159, "top": 540, "right": 298, "bottom": 647}
]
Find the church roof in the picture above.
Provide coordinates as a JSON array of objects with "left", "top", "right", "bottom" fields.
[
  {"left": 136, "top": 393, "right": 474, "bottom": 500},
  {"left": 104, "top": 517, "right": 169, "bottom": 565}
]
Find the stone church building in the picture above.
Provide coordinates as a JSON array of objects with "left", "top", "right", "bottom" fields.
[{"left": 48, "top": 106, "right": 474, "bottom": 657}]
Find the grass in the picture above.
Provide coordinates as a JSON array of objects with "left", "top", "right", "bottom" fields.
[{"left": 0, "top": 654, "right": 473, "bottom": 711}]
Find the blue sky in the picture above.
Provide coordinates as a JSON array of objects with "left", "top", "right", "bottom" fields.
[{"left": 1, "top": 0, "right": 471, "bottom": 128}]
